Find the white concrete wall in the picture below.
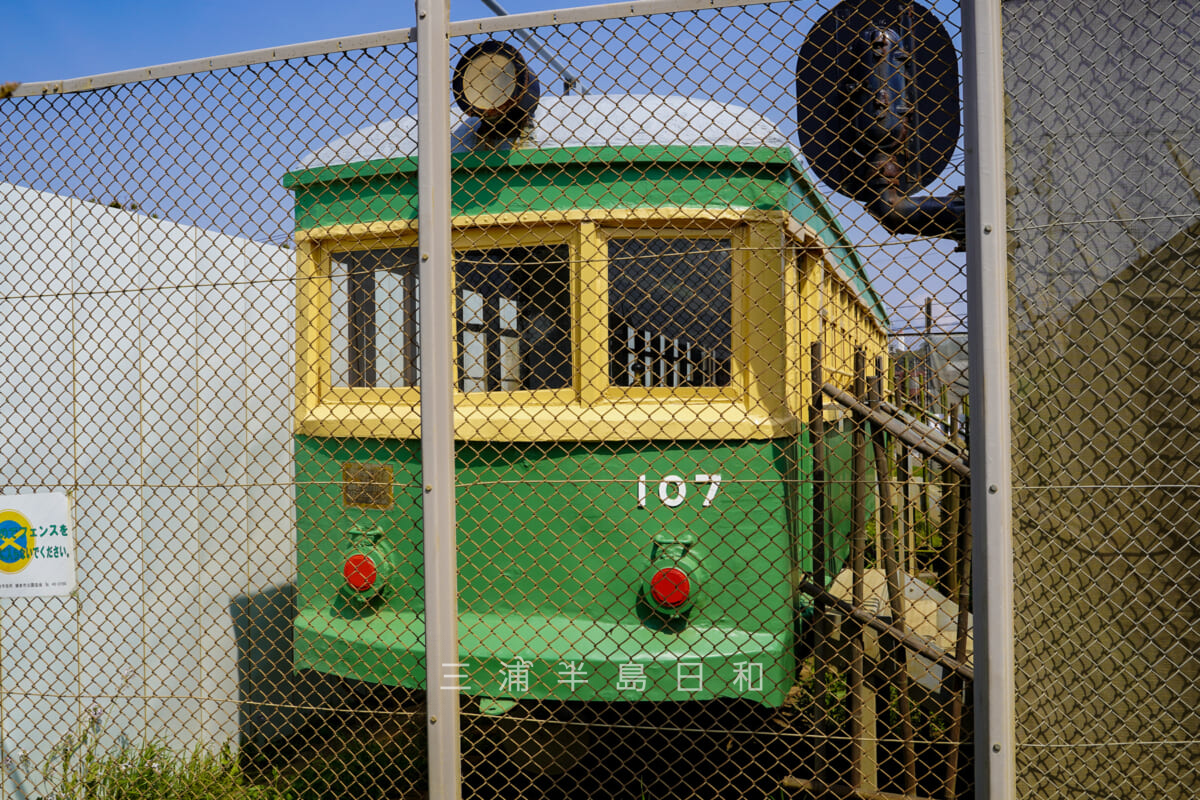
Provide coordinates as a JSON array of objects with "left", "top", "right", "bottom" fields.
[{"left": 0, "top": 182, "right": 299, "bottom": 793}]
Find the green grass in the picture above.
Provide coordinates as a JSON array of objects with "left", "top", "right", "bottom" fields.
[
  {"left": 42, "top": 741, "right": 287, "bottom": 800},
  {"left": 34, "top": 698, "right": 427, "bottom": 800}
]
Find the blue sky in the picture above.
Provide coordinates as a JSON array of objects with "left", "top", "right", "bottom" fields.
[
  {"left": 0, "top": 0, "right": 577, "bottom": 84},
  {"left": 0, "top": 0, "right": 966, "bottom": 328}
]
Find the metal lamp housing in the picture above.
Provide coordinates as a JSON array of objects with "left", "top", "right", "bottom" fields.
[{"left": 453, "top": 40, "right": 541, "bottom": 138}]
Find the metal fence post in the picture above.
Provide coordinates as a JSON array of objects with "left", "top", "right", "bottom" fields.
[
  {"left": 962, "top": 1, "right": 1015, "bottom": 799},
  {"left": 417, "top": 0, "right": 462, "bottom": 797}
]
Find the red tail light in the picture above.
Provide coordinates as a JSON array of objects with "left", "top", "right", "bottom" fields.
[
  {"left": 344, "top": 553, "right": 377, "bottom": 592},
  {"left": 650, "top": 567, "right": 690, "bottom": 608}
]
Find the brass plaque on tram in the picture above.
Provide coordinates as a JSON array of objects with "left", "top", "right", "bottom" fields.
[{"left": 342, "top": 463, "right": 394, "bottom": 510}]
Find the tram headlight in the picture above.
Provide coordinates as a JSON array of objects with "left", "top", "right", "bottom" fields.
[{"left": 453, "top": 40, "right": 540, "bottom": 137}]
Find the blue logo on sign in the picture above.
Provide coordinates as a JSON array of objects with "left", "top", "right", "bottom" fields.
[{"left": 0, "top": 512, "right": 34, "bottom": 573}]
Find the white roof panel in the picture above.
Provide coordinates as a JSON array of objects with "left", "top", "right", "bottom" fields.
[{"left": 299, "top": 93, "right": 795, "bottom": 169}]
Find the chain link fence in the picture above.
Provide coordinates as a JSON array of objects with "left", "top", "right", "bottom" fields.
[
  {"left": 0, "top": 0, "right": 1077, "bottom": 797},
  {"left": 1004, "top": 1, "right": 1200, "bottom": 797}
]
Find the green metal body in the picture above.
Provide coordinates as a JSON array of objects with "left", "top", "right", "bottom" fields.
[{"left": 294, "top": 432, "right": 856, "bottom": 706}]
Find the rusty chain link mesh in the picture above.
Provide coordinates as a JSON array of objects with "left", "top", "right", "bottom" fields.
[
  {"left": 0, "top": 1, "right": 978, "bottom": 798},
  {"left": 1004, "top": 2, "right": 1200, "bottom": 798}
]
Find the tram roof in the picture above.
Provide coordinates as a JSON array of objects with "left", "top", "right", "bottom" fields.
[
  {"left": 292, "top": 94, "right": 887, "bottom": 327},
  {"left": 300, "top": 94, "right": 793, "bottom": 167}
]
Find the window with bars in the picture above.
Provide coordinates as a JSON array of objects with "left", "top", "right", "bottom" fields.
[
  {"left": 328, "top": 236, "right": 734, "bottom": 397},
  {"left": 608, "top": 237, "right": 733, "bottom": 388}
]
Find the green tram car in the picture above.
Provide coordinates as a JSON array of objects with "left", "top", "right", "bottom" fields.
[{"left": 285, "top": 87, "right": 888, "bottom": 709}]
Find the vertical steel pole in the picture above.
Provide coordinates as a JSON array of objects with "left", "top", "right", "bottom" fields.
[
  {"left": 416, "top": 0, "right": 461, "bottom": 798},
  {"left": 962, "top": 2, "right": 1015, "bottom": 799}
]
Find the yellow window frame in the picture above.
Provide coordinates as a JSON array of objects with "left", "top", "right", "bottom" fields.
[
  {"left": 295, "top": 220, "right": 579, "bottom": 433},
  {"left": 294, "top": 209, "right": 824, "bottom": 441}
]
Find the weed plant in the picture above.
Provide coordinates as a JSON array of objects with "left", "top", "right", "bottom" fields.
[{"left": 38, "top": 724, "right": 285, "bottom": 800}]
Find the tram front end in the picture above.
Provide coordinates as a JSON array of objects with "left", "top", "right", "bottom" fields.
[{"left": 287, "top": 90, "right": 886, "bottom": 708}]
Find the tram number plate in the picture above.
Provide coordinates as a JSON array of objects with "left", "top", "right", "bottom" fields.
[{"left": 636, "top": 474, "right": 722, "bottom": 509}]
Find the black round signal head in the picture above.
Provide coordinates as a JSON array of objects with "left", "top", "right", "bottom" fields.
[{"left": 797, "top": 0, "right": 960, "bottom": 202}]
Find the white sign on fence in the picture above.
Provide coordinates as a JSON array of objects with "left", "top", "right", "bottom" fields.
[{"left": 0, "top": 492, "right": 75, "bottom": 598}]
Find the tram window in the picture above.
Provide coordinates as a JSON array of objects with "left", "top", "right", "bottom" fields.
[
  {"left": 608, "top": 238, "right": 732, "bottom": 388},
  {"left": 455, "top": 245, "right": 571, "bottom": 393},
  {"left": 331, "top": 248, "right": 419, "bottom": 388}
]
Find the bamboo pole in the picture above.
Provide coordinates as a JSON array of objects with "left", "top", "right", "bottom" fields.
[
  {"left": 935, "top": 378, "right": 951, "bottom": 592},
  {"left": 820, "top": 383, "right": 969, "bottom": 477},
  {"left": 809, "top": 340, "right": 832, "bottom": 783},
  {"left": 893, "top": 360, "right": 913, "bottom": 575},
  {"left": 902, "top": 446, "right": 915, "bottom": 577},
  {"left": 796, "top": 580, "right": 974, "bottom": 682},
  {"left": 870, "top": 358, "right": 917, "bottom": 796},
  {"left": 849, "top": 348, "right": 868, "bottom": 788},
  {"left": 942, "top": 489, "right": 973, "bottom": 800},
  {"left": 941, "top": 407, "right": 963, "bottom": 598},
  {"left": 920, "top": 299, "right": 934, "bottom": 579}
]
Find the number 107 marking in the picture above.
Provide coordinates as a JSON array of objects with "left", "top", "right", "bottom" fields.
[{"left": 637, "top": 474, "right": 723, "bottom": 509}]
